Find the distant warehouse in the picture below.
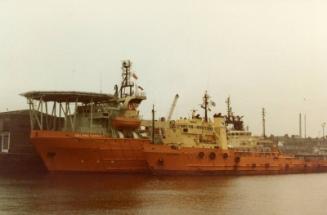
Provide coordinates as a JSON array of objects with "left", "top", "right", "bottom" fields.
[{"left": 0, "top": 110, "right": 45, "bottom": 173}]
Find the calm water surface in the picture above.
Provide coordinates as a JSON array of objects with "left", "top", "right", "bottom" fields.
[{"left": 0, "top": 173, "right": 327, "bottom": 215}]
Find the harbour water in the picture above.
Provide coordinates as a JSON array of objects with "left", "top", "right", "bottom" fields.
[{"left": 0, "top": 173, "right": 327, "bottom": 215}]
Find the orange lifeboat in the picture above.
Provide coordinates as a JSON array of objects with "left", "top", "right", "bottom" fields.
[{"left": 112, "top": 117, "right": 141, "bottom": 130}]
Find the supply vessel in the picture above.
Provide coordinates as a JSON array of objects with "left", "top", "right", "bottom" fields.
[
  {"left": 22, "top": 61, "right": 327, "bottom": 175},
  {"left": 22, "top": 60, "right": 150, "bottom": 173},
  {"left": 144, "top": 92, "right": 327, "bottom": 175}
]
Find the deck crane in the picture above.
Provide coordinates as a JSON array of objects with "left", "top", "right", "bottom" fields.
[{"left": 167, "top": 94, "right": 179, "bottom": 121}]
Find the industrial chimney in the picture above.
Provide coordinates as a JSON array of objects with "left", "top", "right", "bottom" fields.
[
  {"left": 299, "top": 113, "right": 302, "bottom": 138},
  {"left": 262, "top": 108, "right": 266, "bottom": 138}
]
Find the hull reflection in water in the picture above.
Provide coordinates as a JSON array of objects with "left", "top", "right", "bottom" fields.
[{"left": 1, "top": 173, "right": 327, "bottom": 215}]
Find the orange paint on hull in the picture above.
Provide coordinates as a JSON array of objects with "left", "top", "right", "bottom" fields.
[
  {"left": 144, "top": 144, "right": 327, "bottom": 175},
  {"left": 30, "top": 130, "right": 327, "bottom": 175},
  {"left": 31, "top": 130, "right": 150, "bottom": 173}
]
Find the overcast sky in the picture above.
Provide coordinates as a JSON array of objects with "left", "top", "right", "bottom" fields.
[{"left": 1, "top": 0, "right": 327, "bottom": 137}]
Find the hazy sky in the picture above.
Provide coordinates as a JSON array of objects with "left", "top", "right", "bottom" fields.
[{"left": 1, "top": 0, "right": 327, "bottom": 137}]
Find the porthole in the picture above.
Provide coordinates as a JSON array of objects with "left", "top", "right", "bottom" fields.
[
  {"left": 209, "top": 152, "right": 216, "bottom": 160},
  {"left": 198, "top": 152, "right": 205, "bottom": 159}
]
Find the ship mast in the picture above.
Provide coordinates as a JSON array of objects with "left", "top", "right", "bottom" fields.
[
  {"left": 201, "top": 91, "right": 215, "bottom": 122},
  {"left": 152, "top": 104, "right": 155, "bottom": 143},
  {"left": 120, "top": 60, "right": 134, "bottom": 98},
  {"left": 225, "top": 96, "right": 233, "bottom": 125},
  {"left": 226, "top": 96, "right": 233, "bottom": 118},
  {"left": 224, "top": 96, "right": 244, "bottom": 130}
]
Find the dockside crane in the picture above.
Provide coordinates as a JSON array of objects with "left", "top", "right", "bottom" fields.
[{"left": 167, "top": 94, "right": 179, "bottom": 121}]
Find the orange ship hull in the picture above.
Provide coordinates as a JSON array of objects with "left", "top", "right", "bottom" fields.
[
  {"left": 144, "top": 144, "right": 327, "bottom": 175},
  {"left": 31, "top": 130, "right": 150, "bottom": 173}
]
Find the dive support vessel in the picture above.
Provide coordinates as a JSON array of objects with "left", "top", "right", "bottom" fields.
[{"left": 22, "top": 60, "right": 150, "bottom": 173}]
